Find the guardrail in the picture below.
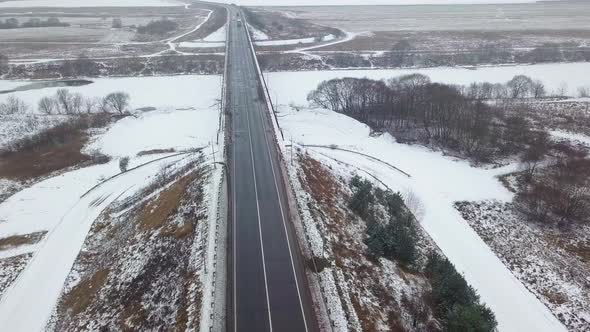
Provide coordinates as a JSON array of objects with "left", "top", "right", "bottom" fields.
[
  {"left": 242, "top": 13, "right": 284, "bottom": 141},
  {"left": 203, "top": 5, "right": 230, "bottom": 332}
]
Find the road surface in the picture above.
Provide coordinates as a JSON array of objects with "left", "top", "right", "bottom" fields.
[{"left": 225, "top": 6, "right": 318, "bottom": 332}]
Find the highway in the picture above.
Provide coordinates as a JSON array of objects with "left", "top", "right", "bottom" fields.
[{"left": 225, "top": 6, "right": 318, "bottom": 332}]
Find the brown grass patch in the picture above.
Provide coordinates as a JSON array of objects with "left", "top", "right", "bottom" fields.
[
  {"left": 542, "top": 289, "right": 569, "bottom": 305},
  {"left": 352, "top": 295, "right": 378, "bottom": 332},
  {"left": 138, "top": 171, "right": 200, "bottom": 231},
  {"left": 545, "top": 234, "right": 590, "bottom": 263},
  {"left": 0, "top": 231, "right": 46, "bottom": 250},
  {"left": 0, "top": 114, "right": 111, "bottom": 180},
  {"left": 119, "top": 302, "right": 147, "bottom": 332},
  {"left": 565, "top": 241, "right": 590, "bottom": 263},
  {"left": 298, "top": 153, "right": 347, "bottom": 228},
  {"left": 0, "top": 134, "right": 90, "bottom": 180},
  {"left": 62, "top": 268, "right": 110, "bottom": 316},
  {"left": 161, "top": 222, "right": 194, "bottom": 239}
]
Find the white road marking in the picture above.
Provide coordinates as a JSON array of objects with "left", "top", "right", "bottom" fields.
[
  {"left": 243, "top": 12, "right": 310, "bottom": 332},
  {"left": 244, "top": 80, "right": 274, "bottom": 332}
]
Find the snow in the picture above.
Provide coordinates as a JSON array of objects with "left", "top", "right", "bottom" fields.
[
  {"left": 203, "top": 25, "right": 227, "bottom": 42},
  {"left": 178, "top": 41, "right": 225, "bottom": 48},
  {"left": 0, "top": 75, "right": 221, "bottom": 113},
  {"left": 0, "top": 114, "right": 68, "bottom": 150},
  {"left": 0, "top": 0, "right": 183, "bottom": 7},
  {"left": 87, "top": 108, "right": 219, "bottom": 158},
  {"left": 550, "top": 130, "right": 590, "bottom": 148},
  {"left": 0, "top": 156, "right": 194, "bottom": 332},
  {"left": 272, "top": 106, "right": 566, "bottom": 331},
  {"left": 254, "top": 34, "right": 335, "bottom": 46},
  {"left": 0, "top": 74, "right": 222, "bottom": 331},
  {"left": 267, "top": 62, "right": 590, "bottom": 97},
  {"left": 247, "top": 23, "right": 269, "bottom": 41},
  {"left": 255, "top": 36, "right": 317, "bottom": 46}
]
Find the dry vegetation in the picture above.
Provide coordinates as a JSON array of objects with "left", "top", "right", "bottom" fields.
[
  {"left": 0, "top": 253, "right": 32, "bottom": 297},
  {"left": 0, "top": 231, "right": 46, "bottom": 250},
  {"left": 177, "top": 6, "right": 227, "bottom": 42},
  {"left": 455, "top": 201, "right": 590, "bottom": 331},
  {"left": 50, "top": 158, "right": 209, "bottom": 331},
  {"left": 295, "top": 153, "right": 495, "bottom": 331},
  {"left": 0, "top": 113, "right": 111, "bottom": 180},
  {"left": 244, "top": 7, "right": 342, "bottom": 41}
]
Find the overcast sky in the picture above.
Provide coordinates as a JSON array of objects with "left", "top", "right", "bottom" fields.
[{"left": 214, "top": 0, "right": 539, "bottom": 6}]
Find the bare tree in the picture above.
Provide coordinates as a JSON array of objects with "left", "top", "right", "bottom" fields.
[
  {"left": 532, "top": 80, "right": 546, "bottom": 98},
  {"left": 70, "top": 93, "right": 83, "bottom": 114},
  {"left": 119, "top": 156, "right": 130, "bottom": 172},
  {"left": 507, "top": 75, "right": 534, "bottom": 98},
  {"left": 84, "top": 97, "right": 96, "bottom": 113},
  {"left": 520, "top": 132, "right": 549, "bottom": 181},
  {"left": 55, "top": 88, "right": 72, "bottom": 114},
  {"left": 577, "top": 86, "right": 590, "bottom": 98},
  {"left": 96, "top": 96, "right": 110, "bottom": 113},
  {"left": 104, "top": 91, "right": 130, "bottom": 114},
  {"left": 556, "top": 82, "right": 568, "bottom": 97},
  {"left": 0, "top": 95, "right": 28, "bottom": 115},
  {"left": 38, "top": 96, "right": 57, "bottom": 114}
]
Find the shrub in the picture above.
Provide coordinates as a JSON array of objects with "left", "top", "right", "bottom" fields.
[
  {"left": 446, "top": 304, "right": 497, "bottom": 332},
  {"left": 0, "top": 95, "right": 28, "bottom": 115},
  {"left": 425, "top": 253, "right": 497, "bottom": 331},
  {"left": 349, "top": 175, "right": 375, "bottom": 220},
  {"left": 137, "top": 19, "right": 178, "bottom": 35},
  {"left": 365, "top": 214, "right": 417, "bottom": 266},
  {"left": 104, "top": 92, "right": 130, "bottom": 114},
  {"left": 38, "top": 96, "right": 57, "bottom": 114},
  {"left": 119, "top": 156, "right": 130, "bottom": 172}
]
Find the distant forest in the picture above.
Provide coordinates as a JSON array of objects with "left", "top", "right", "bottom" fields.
[{"left": 0, "top": 17, "right": 70, "bottom": 29}]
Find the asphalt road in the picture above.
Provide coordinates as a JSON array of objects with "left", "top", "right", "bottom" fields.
[{"left": 226, "top": 6, "right": 317, "bottom": 332}]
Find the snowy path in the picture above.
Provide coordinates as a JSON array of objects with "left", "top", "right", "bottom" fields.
[
  {"left": 0, "top": 156, "right": 187, "bottom": 332},
  {"left": 278, "top": 108, "right": 566, "bottom": 332},
  {"left": 286, "top": 31, "right": 357, "bottom": 54}
]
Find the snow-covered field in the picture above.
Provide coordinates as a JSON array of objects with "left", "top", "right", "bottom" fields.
[
  {"left": 278, "top": 107, "right": 565, "bottom": 332},
  {"left": 248, "top": 23, "right": 269, "bottom": 41},
  {"left": 86, "top": 108, "right": 220, "bottom": 158},
  {"left": 0, "top": 74, "right": 222, "bottom": 331},
  {"left": 179, "top": 41, "right": 225, "bottom": 48},
  {"left": 0, "top": 75, "right": 221, "bottom": 114},
  {"left": 267, "top": 65, "right": 572, "bottom": 330},
  {"left": 203, "top": 25, "right": 227, "bottom": 42},
  {"left": 255, "top": 34, "right": 334, "bottom": 46},
  {"left": 0, "top": 0, "right": 184, "bottom": 7},
  {"left": 267, "top": 62, "right": 590, "bottom": 98}
]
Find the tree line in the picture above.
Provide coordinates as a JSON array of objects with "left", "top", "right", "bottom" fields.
[
  {"left": 516, "top": 141, "right": 590, "bottom": 227},
  {"left": 307, "top": 74, "right": 550, "bottom": 162},
  {"left": 388, "top": 39, "right": 590, "bottom": 68},
  {"left": 137, "top": 18, "right": 178, "bottom": 35},
  {"left": 0, "top": 89, "right": 130, "bottom": 116},
  {"left": 309, "top": 74, "right": 590, "bottom": 226},
  {"left": 0, "top": 17, "right": 69, "bottom": 29}
]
